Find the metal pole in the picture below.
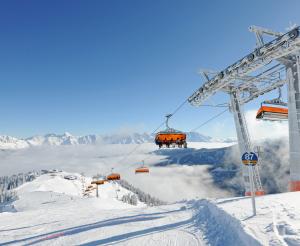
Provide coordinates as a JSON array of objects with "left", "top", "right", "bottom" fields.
[
  {"left": 248, "top": 166, "right": 256, "bottom": 216},
  {"left": 287, "top": 53, "right": 300, "bottom": 191},
  {"left": 96, "top": 185, "right": 99, "bottom": 198},
  {"left": 230, "top": 91, "right": 258, "bottom": 216},
  {"left": 230, "top": 91, "right": 251, "bottom": 193}
]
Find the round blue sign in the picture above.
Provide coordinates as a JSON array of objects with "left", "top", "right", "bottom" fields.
[{"left": 242, "top": 152, "right": 258, "bottom": 166}]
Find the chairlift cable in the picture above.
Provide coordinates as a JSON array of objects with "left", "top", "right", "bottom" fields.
[
  {"left": 113, "top": 98, "right": 189, "bottom": 170},
  {"left": 190, "top": 108, "right": 229, "bottom": 132},
  {"left": 112, "top": 97, "right": 230, "bottom": 173}
]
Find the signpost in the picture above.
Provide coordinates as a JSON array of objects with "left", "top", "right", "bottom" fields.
[{"left": 242, "top": 152, "right": 258, "bottom": 216}]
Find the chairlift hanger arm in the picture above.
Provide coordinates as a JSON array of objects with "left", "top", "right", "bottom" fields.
[
  {"left": 165, "top": 114, "right": 172, "bottom": 129},
  {"left": 221, "top": 63, "right": 286, "bottom": 104},
  {"left": 240, "top": 79, "right": 287, "bottom": 105}
]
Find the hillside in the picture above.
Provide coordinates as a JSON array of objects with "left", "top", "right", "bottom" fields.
[
  {"left": 0, "top": 172, "right": 202, "bottom": 245},
  {"left": 1, "top": 172, "right": 300, "bottom": 245}
]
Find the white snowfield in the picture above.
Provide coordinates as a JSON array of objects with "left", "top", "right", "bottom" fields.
[
  {"left": 216, "top": 193, "right": 300, "bottom": 245},
  {"left": 1, "top": 173, "right": 300, "bottom": 245}
]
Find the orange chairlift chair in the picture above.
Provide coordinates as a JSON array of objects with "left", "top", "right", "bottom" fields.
[
  {"left": 106, "top": 168, "right": 121, "bottom": 181},
  {"left": 155, "top": 114, "right": 187, "bottom": 148},
  {"left": 256, "top": 88, "right": 288, "bottom": 121},
  {"left": 135, "top": 160, "right": 149, "bottom": 174}
]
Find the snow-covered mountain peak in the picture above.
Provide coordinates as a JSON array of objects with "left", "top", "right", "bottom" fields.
[
  {"left": 0, "top": 131, "right": 235, "bottom": 150},
  {"left": 63, "top": 132, "right": 72, "bottom": 137},
  {"left": 0, "top": 135, "right": 28, "bottom": 149}
]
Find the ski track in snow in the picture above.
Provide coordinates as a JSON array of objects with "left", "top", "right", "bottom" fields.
[{"left": 0, "top": 205, "right": 203, "bottom": 245}]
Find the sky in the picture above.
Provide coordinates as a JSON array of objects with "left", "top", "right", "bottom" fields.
[{"left": 0, "top": 0, "right": 299, "bottom": 139}]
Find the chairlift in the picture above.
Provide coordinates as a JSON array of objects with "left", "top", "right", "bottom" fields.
[
  {"left": 91, "top": 180, "right": 106, "bottom": 185},
  {"left": 155, "top": 114, "right": 187, "bottom": 148},
  {"left": 135, "top": 160, "right": 150, "bottom": 174},
  {"left": 256, "top": 87, "right": 288, "bottom": 121},
  {"left": 106, "top": 168, "right": 121, "bottom": 181}
]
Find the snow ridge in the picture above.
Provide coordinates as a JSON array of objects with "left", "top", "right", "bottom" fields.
[{"left": 193, "top": 199, "right": 261, "bottom": 246}]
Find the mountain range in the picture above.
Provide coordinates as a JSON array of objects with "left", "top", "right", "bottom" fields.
[{"left": 0, "top": 132, "right": 236, "bottom": 149}]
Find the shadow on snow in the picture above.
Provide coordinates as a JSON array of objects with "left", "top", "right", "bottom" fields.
[
  {"left": 80, "top": 218, "right": 194, "bottom": 245},
  {"left": 1, "top": 208, "right": 186, "bottom": 245}
]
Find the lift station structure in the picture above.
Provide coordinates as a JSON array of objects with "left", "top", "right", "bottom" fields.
[{"left": 188, "top": 25, "right": 300, "bottom": 195}]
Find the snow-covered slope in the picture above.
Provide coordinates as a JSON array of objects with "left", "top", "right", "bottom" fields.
[
  {"left": 12, "top": 172, "right": 145, "bottom": 212},
  {"left": 0, "top": 172, "right": 202, "bottom": 245},
  {"left": 1, "top": 172, "right": 300, "bottom": 245},
  {"left": 213, "top": 192, "right": 300, "bottom": 245}
]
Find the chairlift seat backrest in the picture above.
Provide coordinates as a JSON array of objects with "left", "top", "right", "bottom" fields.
[{"left": 256, "top": 105, "right": 288, "bottom": 120}]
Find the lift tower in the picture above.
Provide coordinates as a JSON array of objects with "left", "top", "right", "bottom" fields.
[
  {"left": 287, "top": 54, "right": 300, "bottom": 191},
  {"left": 230, "top": 90, "right": 263, "bottom": 195},
  {"left": 188, "top": 26, "right": 300, "bottom": 195}
]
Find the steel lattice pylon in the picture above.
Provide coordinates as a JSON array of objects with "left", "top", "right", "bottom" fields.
[{"left": 188, "top": 25, "right": 300, "bottom": 195}]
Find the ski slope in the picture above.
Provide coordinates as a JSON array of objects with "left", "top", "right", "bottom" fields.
[
  {"left": 1, "top": 172, "right": 300, "bottom": 245},
  {"left": 0, "top": 173, "right": 204, "bottom": 245}
]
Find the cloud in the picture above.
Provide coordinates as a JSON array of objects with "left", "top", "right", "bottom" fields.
[
  {"left": 123, "top": 164, "right": 231, "bottom": 202},
  {"left": 225, "top": 110, "right": 290, "bottom": 194},
  {"left": 245, "top": 110, "right": 288, "bottom": 141},
  {"left": 0, "top": 143, "right": 230, "bottom": 202}
]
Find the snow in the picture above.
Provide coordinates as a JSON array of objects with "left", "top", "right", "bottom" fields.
[
  {"left": 0, "top": 172, "right": 203, "bottom": 245},
  {"left": 13, "top": 172, "right": 145, "bottom": 211},
  {"left": 216, "top": 192, "right": 300, "bottom": 245},
  {"left": 193, "top": 199, "right": 261, "bottom": 246},
  {"left": 1, "top": 172, "right": 300, "bottom": 245},
  {"left": 0, "top": 202, "right": 202, "bottom": 245},
  {"left": 15, "top": 172, "right": 82, "bottom": 197},
  {"left": 0, "top": 136, "right": 28, "bottom": 149}
]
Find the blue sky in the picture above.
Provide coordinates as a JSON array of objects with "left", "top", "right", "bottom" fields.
[{"left": 0, "top": 1, "right": 299, "bottom": 138}]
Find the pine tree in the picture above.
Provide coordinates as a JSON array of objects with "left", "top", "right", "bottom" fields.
[
  {"left": 118, "top": 180, "right": 166, "bottom": 206},
  {"left": 0, "top": 170, "right": 39, "bottom": 205}
]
